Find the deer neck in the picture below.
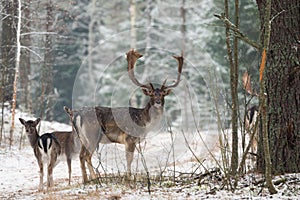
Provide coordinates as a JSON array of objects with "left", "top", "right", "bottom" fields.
[
  {"left": 143, "top": 101, "right": 164, "bottom": 124},
  {"left": 27, "top": 129, "right": 40, "bottom": 148}
]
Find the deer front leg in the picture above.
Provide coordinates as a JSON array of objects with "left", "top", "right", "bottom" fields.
[
  {"left": 67, "top": 157, "right": 72, "bottom": 185},
  {"left": 125, "top": 137, "right": 136, "bottom": 176}
]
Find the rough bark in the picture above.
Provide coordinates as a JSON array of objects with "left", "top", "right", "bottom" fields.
[
  {"left": 41, "top": 0, "right": 55, "bottom": 121},
  {"left": 256, "top": 0, "right": 300, "bottom": 174},
  {"left": 1, "top": 0, "right": 18, "bottom": 103}
]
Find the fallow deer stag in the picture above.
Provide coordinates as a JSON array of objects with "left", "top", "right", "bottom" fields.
[
  {"left": 19, "top": 118, "right": 80, "bottom": 191},
  {"left": 64, "top": 49, "right": 183, "bottom": 183}
]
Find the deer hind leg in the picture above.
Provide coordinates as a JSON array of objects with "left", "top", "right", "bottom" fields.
[
  {"left": 47, "top": 153, "right": 57, "bottom": 189},
  {"left": 79, "top": 146, "right": 89, "bottom": 183},
  {"left": 37, "top": 156, "right": 44, "bottom": 191},
  {"left": 67, "top": 157, "right": 72, "bottom": 185},
  {"left": 47, "top": 164, "right": 54, "bottom": 189},
  {"left": 85, "top": 149, "right": 97, "bottom": 180},
  {"left": 80, "top": 145, "right": 97, "bottom": 183}
]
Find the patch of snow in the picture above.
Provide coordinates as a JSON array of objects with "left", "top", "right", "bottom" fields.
[{"left": 0, "top": 109, "right": 299, "bottom": 199}]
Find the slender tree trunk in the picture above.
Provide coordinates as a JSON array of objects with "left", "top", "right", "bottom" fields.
[
  {"left": 19, "top": 0, "right": 32, "bottom": 111},
  {"left": 145, "top": 0, "right": 153, "bottom": 58},
  {"left": 129, "top": 0, "right": 137, "bottom": 107},
  {"left": 231, "top": 0, "right": 239, "bottom": 176},
  {"left": 257, "top": 0, "right": 277, "bottom": 194},
  {"left": 87, "top": 0, "right": 96, "bottom": 105},
  {"left": 130, "top": 0, "right": 137, "bottom": 49},
  {"left": 10, "top": 0, "right": 22, "bottom": 148},
  {"left": 180, "top": 0, "right": 189, "bottom": 132},
  {"left": 180, "top": 0, "right": 186, "bottom": 56},
  {"left": 224, "top": 0, "right": 239, "bottom": 176}
]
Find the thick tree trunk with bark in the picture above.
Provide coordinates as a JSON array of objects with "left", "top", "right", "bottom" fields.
[
  {"left": 257, "top": 0, "right": 300, "bottom": 174},
  {"left": 1, "top": 0, "right": 18, "bottom": 103},
  {"left": 42, "top": 1, "right": 55, "bottom": 121}
]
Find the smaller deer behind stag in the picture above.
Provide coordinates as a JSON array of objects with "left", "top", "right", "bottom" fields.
[
  {"left": 19, "top": 118, "right": 80, "bottom": 191},
  {"left": 64, "top": 49, "right": 183, "bottom": 183},
  {"left": 242, "top": 71, "right": 259, "bottom": 154},
  {"left": 245, "top": 105, "right": 259, "bottom": 153}
]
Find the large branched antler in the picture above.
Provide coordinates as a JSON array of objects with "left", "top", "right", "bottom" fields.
[
  {"left": 126, "top": 49, "right": 153, "bottom": 90},
  {"left": 161, "top": 55, "right": 184, "bottom": 90}
]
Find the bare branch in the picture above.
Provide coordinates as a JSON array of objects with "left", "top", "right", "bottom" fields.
[
  {"left": 214, "top": 14, "right": 261, "bottom": 50},
  {"left": 20, "top": 32, "right": 57, "bottom": 36}
]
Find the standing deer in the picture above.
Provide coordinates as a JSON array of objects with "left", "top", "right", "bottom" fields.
[
  {"left": 19, "top": 118, "right": 80, "bottom": 191},
  {"left": 242, "top": 71, "right": 259, "bottom": 154},
  {"left": 64, "top": 49, "right": 183, "bottom": 183},
  {"left": 245, "top": 105, "right": 259, "bottom": 153}
]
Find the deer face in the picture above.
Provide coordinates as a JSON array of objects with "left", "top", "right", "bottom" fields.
[
  {"left": 142, "top": 87, "right": 172, "bottom": 108},
  {"left": 19, "top": 118, "right": 41, "bottom": 135}
]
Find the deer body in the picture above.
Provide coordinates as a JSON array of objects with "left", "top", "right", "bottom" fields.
[
  {"left": 19, "top": 118, "right": 80, "bottom": 190},
  {"left": 64, "top": 49, "right": 183, "bottom": 183},
  {"left": 51, "top": 131, "right": 81, "bottom": 184},
  {"left": 245, "top": 105, "right": 259, "bottom": 154}
]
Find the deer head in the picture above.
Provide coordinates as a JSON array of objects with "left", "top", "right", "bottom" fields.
[
  {"left": 19, "top": 118, "right": 41, "bottom": 135},
  {"left": 126, "top": 49, "right": 183, "bottom": 108}
]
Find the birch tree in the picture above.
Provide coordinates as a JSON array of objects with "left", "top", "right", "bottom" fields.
[{"left": 9, "top": 0, "right": 22, "bottom": 147}]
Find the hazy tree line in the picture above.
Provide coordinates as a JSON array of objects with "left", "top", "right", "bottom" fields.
[{"left": 0, "top": 0, "right": 259, "bottom": 123}]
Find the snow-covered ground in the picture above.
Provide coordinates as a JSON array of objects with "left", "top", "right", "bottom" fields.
[{"left": 0, "top": 108, "right": 299, "bottom": 199}]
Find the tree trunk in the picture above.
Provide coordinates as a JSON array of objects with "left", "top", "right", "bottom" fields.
[
  {"left": 130, "top": 0, "right": 137, "bottom": 49},
  {"left": 42, "top": 0, "right": 54, "bottom": 121},
  {"left": 180, "top": 0, "right": 189, "bottom": 132},
  {"left": 224, "top": 0, "right": 239, "bottom": 176},
  {"left": 19, "top": 0, "right": 32, "bottom": 111},
  {"left": 10, "top": 0, "right": 22, "bottom": 148},
  {"left": 256, "top": 0, "right": 300, "bottom": 174},
  {"left": 1, "top": 0, "right": 18, "bottom": 103},
  {"left": 129, "top": 0, "right": 137, "bottom": 107}
]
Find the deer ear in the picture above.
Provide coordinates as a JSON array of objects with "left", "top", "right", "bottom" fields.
[
  {"left": 19, "top": 118, "right": 25, "bottom": 125},
  {"left": 64, "top": 106, "right": 73, "bottom": 117},
  {"left": 34, "top": 118, "right": 41, "bottom": 126},
  {"left": 142, "top": 88, "right": 151, "bottom": 96}
]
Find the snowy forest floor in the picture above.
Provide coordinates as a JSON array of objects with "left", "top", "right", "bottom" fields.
[{"left": 0, "top": 109, "right": 299, "bottom": 199}]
